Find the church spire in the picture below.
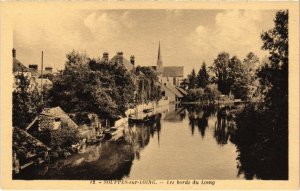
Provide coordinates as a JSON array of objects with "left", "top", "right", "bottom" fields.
[
  {"left": 158, "top": 41, "right": 161, "bottom": 60},
  {"left": 157, "top": 41, "right": 163, "bottom": 73}
]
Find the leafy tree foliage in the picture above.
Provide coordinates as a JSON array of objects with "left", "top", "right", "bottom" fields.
[
  {"left": 51, "top": 51, "right": 119, "bottom": 119},
  {"left": 243, "top": 52, "right": 260, "bottom": 99},
  {"left": 204, "top": 84, "right": 221, "bottom": 102},
  {"left": 135, "top": 66, "right": 162, "bottom": 103},
  {"left": 51, "top": 126, "right": 81, "bottom": 147},
  {"left": 229, "top": 56, "right": 251, "bottom": 100},
  {"left": 187, "top": 68, "right": 197, "bottom": 89},
  {"left": 210, "top": 52, "right": 231, "bottom": 95},
  {"left": 259, "top": 10, "right": 288, "bottom": 109},
  {"left": 197, "top": 62, "right": 209, "bottom": 89},
  {"left": 232, "top": 10, "right": 288, "bottom": 180},
  {"left": 13, "top": 73, "right": 32, "bottom": 128},
  {"left": 13, "top": 73, "right": 49, "bottom": 128},
  {"left": 184, "top": 84, "right": 221, "bottom": 103},
  {"left": 210, "top": 52, "right": 252, "bottom": 100},
  {"left": 51, "top": 51, "right": 160, "bottom": 120},
  {"left": 243, "top": 52, "right": 259, "bottom": 73}
]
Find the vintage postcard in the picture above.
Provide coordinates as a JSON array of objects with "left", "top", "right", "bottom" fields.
[{"left": 0, "top": 1, "right": 299, "bottom": 190}]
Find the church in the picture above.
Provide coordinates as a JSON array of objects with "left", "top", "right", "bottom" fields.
[{"left": 152, "top": 42, "right": 187, "bottom": 102}]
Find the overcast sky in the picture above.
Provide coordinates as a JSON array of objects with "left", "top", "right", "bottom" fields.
[{"left": 13, "top": 8, "right": 277, "bottom": 76}]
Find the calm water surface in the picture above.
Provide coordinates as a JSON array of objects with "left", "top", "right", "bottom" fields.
[{"left": 15, "top": 104, "right": 246, "bottom": 180}]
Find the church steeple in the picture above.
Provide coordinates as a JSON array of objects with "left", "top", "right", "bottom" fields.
[{"left": 157, "top": 41, "right": 163, "bottom": 74}]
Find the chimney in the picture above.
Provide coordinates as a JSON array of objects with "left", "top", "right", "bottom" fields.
[
  {"left": 29, "top": 64, "right": 38, "bottom": 70},
  {"left": 45, "top": 67, "right": 53, "bottom": 73},
  {"left": 102, "top": 52, "right": 109, "bottom": 62},
  {"left": 117, "top": 52, "right": 123, "bottom": 57},
  {"left": 130, "top": 55, "right": 135, "bottom": 65},
  {"left": 117, "top": 52, "right": 123, "bottom": 64},
  {"left": 12, "top": 48, "right": 16, "bottom": 58}
]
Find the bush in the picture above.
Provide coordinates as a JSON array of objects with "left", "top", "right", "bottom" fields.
[
  {"left": 50, "top": 126, "right": 81, "bottom": 147},
  {"left": 184, "top": 84, "right": 221, "bottom": 103}
]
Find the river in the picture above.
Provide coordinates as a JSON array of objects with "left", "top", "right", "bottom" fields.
[{"left": 14, "top": 103, "right": 283, "bottom": 180}]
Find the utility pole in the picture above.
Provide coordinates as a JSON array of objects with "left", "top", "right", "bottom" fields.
[{"left": 41, "top": 51, "right": 44, "bottom": 104}]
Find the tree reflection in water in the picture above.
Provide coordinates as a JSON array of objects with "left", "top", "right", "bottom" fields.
[
  {"left": 15, "top": 119, "right": 162, "bottom": 180},
  {"left": 231, "top": 104, "right": 288, "bottom": 180},
  {"left": 14, "top": 103, "right": 287, "bottom": 180},
  {"left": 185, "top": 103, "right": 287, "bottom": 180},
  {"left": 214, "top": 106, "right": 236, "bottom": 145},
  {"left": 187, "top": 104, "right": 215, "bottom": 138}
]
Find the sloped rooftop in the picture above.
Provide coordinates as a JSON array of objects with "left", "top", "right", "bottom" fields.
[
  {"left": 110, "top": 54, "right": 134, "bottom": 71},
  {"left": 26, "top": 106, "right": 78, "bottom": 131},
  {"left": 13, "top": 127, "right": 50, "bottom": 160},
  {"left": 162, "top": 66, "right": 184, "bottom": 77},
  {"left": 13, "top": 58, "right": 28, "bottom": 73}
]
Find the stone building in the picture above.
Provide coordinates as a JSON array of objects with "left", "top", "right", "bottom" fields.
[{"left": 152, "top": 42, "right": 187, "bottom": 102}]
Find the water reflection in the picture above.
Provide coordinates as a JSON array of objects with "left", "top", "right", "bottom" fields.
[
  {"left": 14, "top": 103, "right": 287, "bottom": 180},
  {"left": 164, "top": 107, "right": 186, "bottom": 122},
  {"left": 124, "top": 121, "right": 161, "bottom": 160},
  {"left": 214, "top": 107, "right": 236, "bottom": 145},
  {"left": 230, "top": 104, "right": 288, "bottom": 180}
]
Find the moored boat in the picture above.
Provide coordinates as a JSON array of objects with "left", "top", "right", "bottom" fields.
[
  {"left": 103, "top": 126, "right": 124, "bottom": 141},
  {"left": 143, "top": 108, "right": 153, "bottom": 113},
  {"left": 129, "top": 113, "right": 161, "bottom": 124}
]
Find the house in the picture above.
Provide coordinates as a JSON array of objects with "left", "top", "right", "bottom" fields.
[
  {"left": 161, "top": 66, "right": 184, "bottom": 87},
  {"left": 152, "top": 42, "right": 184, "bottom": 87},
  {"left": 151, "top": 42, "right": 187, "bottom": 102},
  {"left": 28, "top": 64, "right": 53, "bottom": 78},
  {"left": 13, "top": 127, "right": 50, "bottom": 174},
  {"left": 12, "top": 48, "right": 53, "bottom": 92},
  {"left": 12, "top": 49, "right": 31, "bottom": 77},
  {"left": 26, "top": 107, "right": 79, "bottom": 146},
  {"left": 100, "top": 51, "right": 135, "bottom": 72},
  {"left": 157, "top": 81, "right": 185, "bottom": 102}
]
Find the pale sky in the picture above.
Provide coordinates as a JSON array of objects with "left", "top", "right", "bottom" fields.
[{"left": 13, "top": 8, "right": 277, "bottom": 76}]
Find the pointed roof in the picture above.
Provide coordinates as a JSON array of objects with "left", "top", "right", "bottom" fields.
[
  {"left": 165, "top": 83, "right": 183, "bottom": 98},
  {"left": 155, "top": 81, "right": 183, "bottom": 98},
  {"left": 162, "top": 66, "right": 184, "bottom": 77},
  {"left": 156, "top": 41, "right": 163, "bottom": 74},
  {"left": 13, "top": 58, "right": 29, "bottom": 73},
  {"left": 110, "top": 53, "right": 134, "bottom": 71},
  {"left": 26, "top": 106, "right": 78, "bottom": 131},
  {"left": 158, "top": 41, "right": 161, "bottom": 61},
  {"left": 13, "top": 127, "right": 50, "bottom": 159}
]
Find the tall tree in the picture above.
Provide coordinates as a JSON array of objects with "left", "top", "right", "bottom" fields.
[
  {"left": 243, "top": 52, "right": 260, "bottom": 99},
  {"left": 135, "top": 66, "right": 161, "bottom": 102},
  {"left": 243, "top": 52, "right": 259, "bottom": 73},
  {"left": 197, "top": 62, "right": 209, "bottom": 89},
  {"left": 210, "top": 52, "right": 231, "bottom": 95},
  {"left": 232, "top": 10, "right": 289, "bottom": 180},
  {"left": 51, "top": 51, "right": 119, "bottom": 119},
  {"left": 229, "top": 56, "right": 250, "bottom": 100},
  {"left": 259, "top": 10, "right": 288, "bottom": 109},
  {"left": 187, "top": 68, "right": 197, "bottom": 89},
  {"left": 258, "top": 10, "right": 288, "bottom": 166},
  {"left": 13, "top": 73, "right": 32, "bottom": 128}
]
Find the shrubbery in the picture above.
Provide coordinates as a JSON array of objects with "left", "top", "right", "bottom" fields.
[{"left": 184, "top": 84, "right": 221, "bottom": 103}]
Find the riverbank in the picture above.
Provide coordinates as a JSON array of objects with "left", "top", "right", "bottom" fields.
[
  {"left": 13, "top": 98, "right": 170, "bottom": 175},
  {"left": 13, "top": 103, "right": 246, "bottom": 180}
]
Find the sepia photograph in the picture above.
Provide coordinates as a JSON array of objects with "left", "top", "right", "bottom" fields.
[{"left": 0, "top": 1, "right": 299, "bottom": 190}]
